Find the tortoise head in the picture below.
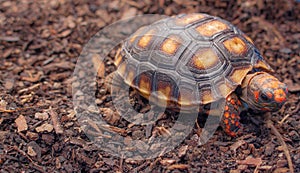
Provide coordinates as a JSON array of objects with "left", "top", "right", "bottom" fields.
[{"left": 243, "top": 72, "right": 288, "bottom": 112}]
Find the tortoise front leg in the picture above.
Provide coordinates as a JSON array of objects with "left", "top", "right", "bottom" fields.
[{"left": 221, "top": 93, "right": 243, "bottom": 137}]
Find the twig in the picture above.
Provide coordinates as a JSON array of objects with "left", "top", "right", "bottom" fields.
[
  {"left": 18, "top": 83, "right": 41, "bottom": 94},
  {"left": 266, "top": 116, "right": 294, "bottom": 173},
  {"left": 0, "top": 108, "right": 16, "bottom": 113},
  {"left": 278, "top": 114, "right": 291, "bottom": 125},
  {"left": 0, "top": 105, "right": 49, "bottom": 114},
  {"left": 48, "top": 109, "right": 64, "bottom": 134}
]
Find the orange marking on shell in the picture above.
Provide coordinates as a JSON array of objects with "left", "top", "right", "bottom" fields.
[
  {"left": 179, "top": 88, "right": 194, "bottom": 106},
  {"left": 129, "top": 27, "right": 144, "bottom": 43},
  {"left": 274, "top": 89, "right": 287, "bottom": 103},
  {"left": 254, "top": 60, "right": 273, "bottom": 72},
  {"left": 223, "top": 37, "right": 247, "bottom": 55},
  {"left": 117, "top": 62, "right": 127, "bottom": 77},
  {"left": 228, "top": 67, "right": 252, "bottom": 84},
  {"left": 176, "top": 14, "right": 205, "bottom": 25},
  {"left": 253, "top": 91, "right": 260, "bottom": 102},
  {"left": 157, "top": 81, "right": 172, "bottom": 101},
  {"left": 243, "top": 34, "right": 254, "bottom": 44},
  {"left": 137, "top": 29, "right": 155, "bottom": 48},
  {"left": 189, "top": 48, "right": 220, "bottom": 70},
  {"left": 202, "top": 89, "right": 214, "bottom": 104},
  {"left": 196, "top": 20, "right": 228, "bottom": 37},
  {"left": 125, "top": 69, "right": 135, "bottom": 85},
  {"left": 161, "top": 35, "right": 182, "bottom": 55},
  {"left": 139, "top": 74, "right": 151, "bottom": 98},
  {"left": 218, "top": 83, "right": 234, "bottom": 97},
  {"left": 114, "top": 51, "right": 123, "bottom": 67}
]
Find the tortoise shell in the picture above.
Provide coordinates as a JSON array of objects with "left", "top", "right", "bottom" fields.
[{"left": 114, "top": 13, "right": 273, "bottom": 111}]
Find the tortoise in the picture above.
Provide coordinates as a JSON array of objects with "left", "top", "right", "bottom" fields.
[{"left": 106, "top": 13, "right": 288, "bottom": 137}]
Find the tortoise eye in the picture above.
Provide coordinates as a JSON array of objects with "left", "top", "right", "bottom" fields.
[{"left": 260, "top": 93, "right": 269, "bottom": 101}]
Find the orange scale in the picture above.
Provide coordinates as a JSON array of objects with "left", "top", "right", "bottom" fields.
[
  {"left": 231, "top": 120, "right": 235, "bottom": 124},
  {"left": 224, "top": 112, "right": 230, "bottom": 118},
  {"left": 225, "top": 105, "right": 229, "bottom": 111}
]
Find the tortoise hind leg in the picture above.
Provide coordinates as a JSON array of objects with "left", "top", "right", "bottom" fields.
[{"left": 221, "top": 93, "right": 243, "bottom": 137}]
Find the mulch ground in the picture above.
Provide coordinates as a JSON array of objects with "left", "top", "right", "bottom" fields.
[{"left": 0, "top": 0, "right": 299, "bottom": 172}]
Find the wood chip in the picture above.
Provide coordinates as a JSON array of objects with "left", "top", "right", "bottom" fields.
[
  {"left": 34, "top": 112, "right": 49, "bottom": 120},
  {"left": 49, "top": 109, "right": 64, "bottom": 134},
  {"left": 58, "top": 29, "right": 72, "bottom": 38},
  {"left": 35, "top": 123, "right": 54, "bottom": 133},
  {"left": 160, "top": 159, "right": 176, "bottom": 166},
  {"left": 230, "top": 140, "right": 246, "bottom": 152},
  {"left": 15, "top": 115, "right": 28, "bottom": 132},
  {"left": 100, "top": 108, "right": 120, "bottom": 125},
  {"left": 154, "top": 126, "right": 171, "bottom": 137},
  {"left": 26, "top": 131, "right": 39, "bottom": 140},
  {"left": 167, "top": 164, "right": 189, "bottom": 170},
  {"left": 27, "top": 146, "right": 37, "bottom": 157},
  {"left": 178, "top": 145, "right": 188, "bottom": 157},
  {"left": 4, "top": 79, "right": 14, "bottom": 90},
  {"left": 237, "top": 157, "right": 262, "bottom": 166}
]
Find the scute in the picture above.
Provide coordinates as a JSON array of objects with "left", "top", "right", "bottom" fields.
[
  {"left": 187, "top": 47, "right": 220, "bottom": 71},
  {"left": 195, "top": 20, "right": 229, "bottom": 37},
  {"left": 115, "top": 13, "right": 271, "bottom": 108}
]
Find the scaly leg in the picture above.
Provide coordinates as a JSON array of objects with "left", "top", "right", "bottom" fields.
[{"left": 222, "top": 93, "right": 243, "bottom": 137}]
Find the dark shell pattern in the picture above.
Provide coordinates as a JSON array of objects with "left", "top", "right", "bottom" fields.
[{"left": 114, "top": 13, "right": 272, "bottom": 109}]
